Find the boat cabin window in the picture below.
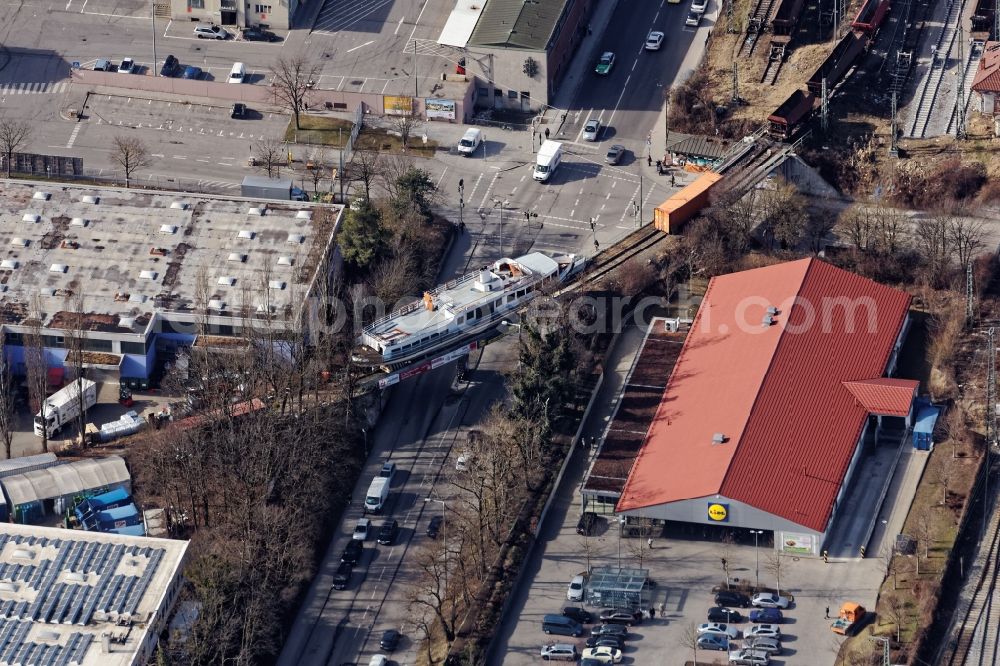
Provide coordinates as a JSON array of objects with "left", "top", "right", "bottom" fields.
[
  {"left": 494, "top": 299, "right": 502, "bottom": 308},
  {"left": 516, "top": 288, "right": 526, "bottom": 297},
  {"left": 507, "top": 294, "right": 516, "bottom": 303},
  {"left": 457, "top": 316, "right": 464, "bottom": 324}
]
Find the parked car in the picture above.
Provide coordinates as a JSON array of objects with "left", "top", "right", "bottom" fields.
[
  {"left": 380, "top": 461, "right": 397, "bottom": 483},
  {"left": 708, "top": 607, "right": 743, "bottom": 623},
  {"left": 332, "top": 561, "right": 351, "bottom": 590},
  {"left": 194, "top": 24, "right": 229, "bottom": 39},
  {"left": 697, "top": 622, "right": 740, "bottom": 639},
  {"left": 341, "top": 539, "right": 363, "bottom": 565},
  {"left": 751, "top": 593, "right": 790, "bottom": 609},
  {"left": 589, "top": 623, "right": 628, "bottom": 640},
  {"left": 594, "top": 51, "right": 615, "bottom": 75},
  {"left": 576, "top": 511, "right": 598, "bottom": 536},
  {"left": 243, "top": 26, "right": 279, "bottom": 41},
  {"left": 581, "top": 660, "right": 605, "bottom": 666},
  {"left": 368, "top": 656, "right": 388, "bottom": 666},
  {"left": 583, "top": 118, "right": 602, "bottom": 142},
  {"left": 581, "top": 646, "right": 623, "bottom": 664},
  {"left": 749, "top": 608, "right": 783, "bottom": 624},
  {"left": 540, "top": 643, "right": 577, "bottom": 661},
  {"left": 567, "top": 574, "right": 586, "bottom": 602},
  {"left": 353, "top": 517, "right": 371, "bottom": 541},
  {"left": 598, "top": 608, "right": 642, "bottom": 626},
  {"left": 745, "top": 636, "right": 782, "bottom": 655},
  {"left": 728, "top": 648, "right": 771, "bottom": 665},
  {"left": 691, "top": 0, "right": 708, "bottom": 12},
  {"left": 160, "top": 55, "right": 180, "bottom": 77},
  {"left": 378, "top": 519, "right": 399, "bottom": 545},
  {"left": 455, "top": 452, "right": 470, "bottom": 471},
  {"left": 117, "top": 58, "right": 135, "bottom": 74},
  {"left": 230, "top": 103, "right": 248, "bottom": 119},
  {"left": 585, "top": 634, "right": 625, "bottom": 650},
  {"left": 685, "top": 11, "right": 702, "bottom": 26},
  {"left": 563, "top": 607, "right": 594, "bottom": 624},
  {"left": 745, "top": 623, "right": 782, "bottom": 639},
  {"left": 605, "top": 144, "right": 625, "bottom": 165},
  {"left": 379, "top": 629, "right": 400, "bottom": 651},
  {"left": 645, "top": 30, "right": 665, "bottom": 50},
  {"left": 93, "top": 59, "right": 112, "bottom": 71},
  {"left": 715, "top": 590, "right": 752, "bottom": 608},
  {"left": 426, "top": 515, "right": 443, "bottom": 538},
  {"left": 698, "top": 633, "right": 730, "bottom": 651},
  {"left": 181, "top": 66, "right": 202, "bottom": 80}
]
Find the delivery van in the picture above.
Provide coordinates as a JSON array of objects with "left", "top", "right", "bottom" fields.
[
  {"left": 458, "top": 128, "right": 483, "bottom": 155},
  {"left": 534, "top": 140, "right": 562, "bottom": 182}
]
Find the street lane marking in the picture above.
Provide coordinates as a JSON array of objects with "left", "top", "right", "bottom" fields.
[
  {"left": 65, "top": 124, "right": 83, "bottom": 148},
  {"left": 346, "top": 40, "right": 375, "bottom": 53},
  {"left": 406, "top": 0, "right": 430, "bottom": 43},
  {"left": 395, "top": 16, "right": 404, "bottom": 35}
]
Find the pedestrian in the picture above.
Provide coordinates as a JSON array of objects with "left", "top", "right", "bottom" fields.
[
  {"left": 587, "top": 23, "right": 593, "bottom": 35},
  {"left": 545, "top": 127, "right": 550, "bottom": 139},
  {"left": 647, "top": 537, "right": 653, "bottom": 549},
  {"left": 647, "top": 154, "right": 652, "bottom": 167},
  {"left": 650, "top": 606, "right": 656, "bottom": 619},
  {"left": 670, "top": 174, "right": 676, "bottom": 187},
  {"left": 659, "top": 601, "right": 666, "bottom": 615},
  {"left": 825, "top": 606, "right": 830, "bottom": 619}
]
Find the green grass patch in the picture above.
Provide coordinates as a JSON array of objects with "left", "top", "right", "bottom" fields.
[
  {"left": 355, "top": 127, "right": 438, "bottom": 157},
  {"left": 284, "top": 115, "right": 354, "bottom": 146}
]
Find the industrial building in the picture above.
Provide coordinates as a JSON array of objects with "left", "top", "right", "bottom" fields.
[
  {"left": 0, "top": 180, "right": 341, "bottom": 389},
  {"left": 1, "top": 456, "right": 131, "bottom": 525},
  {"left": 0, "top": 521, "right": 187, "bottom": 666},
  {"left": 583, "top": 258, "right": 916, "bottom": 555}
]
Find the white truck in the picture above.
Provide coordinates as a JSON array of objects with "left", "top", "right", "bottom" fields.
[
  {"left": 33, "top": 378, "right": 97, "bottom": 438},
  {"left": 364, "top": 476, "right": 390, "bottom": 514},
  {"left": 534, "top": 140, "right": 563, "bottom": 182}
]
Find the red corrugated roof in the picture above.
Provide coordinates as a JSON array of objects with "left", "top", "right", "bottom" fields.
[
  {"left": 843, "top": 378, "right": 918, "bottom": 417},
  {"left": 617, "top": 258, "right": 912, "bottom": 533},
  {"left": 973, "top": 42, "right": 1000, "bottom": 93}
]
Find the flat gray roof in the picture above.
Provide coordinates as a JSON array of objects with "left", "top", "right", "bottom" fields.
[
  {"left": 2, "top": 456, "right": 130, "bottom": 508},
  {"left": 0, "top": 180, "right": 341, "bottom": 332},
  {"left": 467, "top": 0, "right": 569, "bottom": 50},
  {"left": 0, "top": 521, "right": 187, "bottom": 666}
]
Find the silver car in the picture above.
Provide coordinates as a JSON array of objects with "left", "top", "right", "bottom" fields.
[
  {"left": 729, "top": 648, "right": 770, "bottom": 665},
  {"left": 583, "top": 119, "right": 602, "bottom": 142},
  {"left": 540, "top": 643, "right": 577, "bottom": 661},
  {"left": 605, "top": 144, "right": 625, "bottom": 164},
  {"left": 744, "top": 636, "right": 782, "bottom": 655}
]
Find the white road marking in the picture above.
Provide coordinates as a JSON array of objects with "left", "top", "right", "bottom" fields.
[
  {"left": 606, "top": 74, "right": 633, "bottom": 128},
  {"left": 65, "top": 124, "right": 83, "bottom": 148},
  {"left": 346, "top": 40, "right": 375, "bottom": 53},
  {"left": 434, "top": 166, "right": 449, "bottom": 190},
  {"left": 152, "top": 154, "right": 165, "bottom": 158},
  {"left": 173, "top": 155, "right": 187, "bottom": 159},
  {"left": 406, "top": 0, "right": 430, "bottom": 43},
  {"left": 395, "top": 16, "right": 405, "bottom": 35},
  {"left": 79, "top": 0, "right": 87, "bottom": 11}
]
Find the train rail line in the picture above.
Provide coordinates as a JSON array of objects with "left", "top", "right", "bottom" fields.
[
  {"left": 738, "top": 0, "right": 780, "bottom": 57},
  {"left": 559, "top": 224, "right": 665, "bottom": 295},
  {"left": 760, "top": 54, "right": 784, "bottom": 85},
  {"left": 908, "top": 0, "right": 965, "bottom": 137}
]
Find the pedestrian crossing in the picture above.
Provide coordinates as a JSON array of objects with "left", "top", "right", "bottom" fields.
[{"left": 0, "top": 82, "right": 68, "bottom": 95}]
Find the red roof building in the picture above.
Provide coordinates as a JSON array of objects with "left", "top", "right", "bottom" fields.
[
  {"left": 616, "top": 258, "right": 913, "bottom": 545},
  {"left": 972, "top": 42, "right": 1000, "bottom": 115}
]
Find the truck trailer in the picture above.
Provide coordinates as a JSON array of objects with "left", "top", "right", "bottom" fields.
[
  {"left": 34, "top": 378, "right": 97, "bottom": 438},
  {"left": 240, "top": 175, "right": 308, "bottom": 201}
]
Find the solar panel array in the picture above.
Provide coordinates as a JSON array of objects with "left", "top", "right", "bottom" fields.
[{"left": 0, "top": 533, "right": 166, "bottom": 665}]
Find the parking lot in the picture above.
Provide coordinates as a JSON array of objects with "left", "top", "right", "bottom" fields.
[{"left": 490, "top": 325, "right": 890, "bottom": 666}]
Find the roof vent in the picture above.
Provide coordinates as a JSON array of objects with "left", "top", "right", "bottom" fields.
[
  {"left": 9, "top": 238, "right": 27, "bottom": 248},
  {"left": 170, "top": 201, "right": 188, "bottom": 210},
  {"left": 248, "top": 207, "right": 266, "bottom": 216},
  {"left": 139, "top": 270, "right": 158, "bottom": 280},
  {"left": 128, "top": 293, "right": 147, "bottom": 303},
  {"left": 228, "top": 253, "right": 247, "bottom": 263},
  {"left": 237, "top": 230, "right": 256, "bottom": 240},
  {"left": 208, "top": 299, "right": 226, "bottom": 311},
  {"left": 81, "top": 195, "right": 99, "bottom": 204},
  {"left": 268, "top": 280, "right": 286, "bottom": 290},
  {"left": 287, "top": 233, "right": 305, "bottom": 244},
  {"left": 0, "top": 260, "right": 18, "bottom": 270},
  {"left": 761, "top": 315, "right": 774, "bottom": 327},
  {"left": 766, "top": 306, "right": 779, "bottom": 316},
  {"left": 32, "top": 191, "right": 51, "bottom": 201},
  {"left": 277, "top": 256, "right": 293, "bottom": 267},
  {"left": 49, "top": 264, "right": 68, "bottom": 273},
  {"left": 712, "top": 433, "right": 727, "bottom": 444},
  {"left": 118, "top": 317, "right": 135, "bottom": 329},
  {"left": 11, "top": 549, "right": 33, "bottom": 560},
  {"left": 218, "top": 276, "right": 236, "bottom": 287},
  {"left": 36, "top": 630, "right": 60, "bottom": 643},
  {"left": 160, "top": 224, "right": 178, "bottom": 234},
  {"left": 70, "top": 217, "right": 88, "bottom": 227},
  {"left": 22, "top": 214, "right": 40, "bottom": 223},
  {"left": 0, "top": 581, "right": 18, "bottom": 594},
  {"left": 296, "top": 210, "right": 311, "bottom": 220}
]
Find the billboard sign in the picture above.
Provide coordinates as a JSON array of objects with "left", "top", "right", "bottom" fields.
[
  {"left": 707, "top": 502, "right": 729, "bottom": 522},
  {"left": 780, "top": 532, "right": 816, "bottom": 555},
  {"left": 425, "top": 98, "right": 456, "bottom": 120},
  {"left": 384, "top": 96, "right": 413, "bottom": 115}
]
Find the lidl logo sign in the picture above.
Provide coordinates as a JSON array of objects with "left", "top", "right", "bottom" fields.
[{"left": 707, "top": 503, "right": 729, "bottom": 522}]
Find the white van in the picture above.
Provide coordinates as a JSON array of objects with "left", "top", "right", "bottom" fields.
[
  {"left": 228, "top": 62, "right": 246, "bottom": 84},
  {"left": 364, "top": 476, "right": 390, "bottom": 514},
  {"left": 534, "top": 140, "right": 563, "bottom": 182},
  {"left": 457, "top": 128, "right": 483, "bottom": 156}
]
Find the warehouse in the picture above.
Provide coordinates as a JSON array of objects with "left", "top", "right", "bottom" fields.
[
  {"left": 611, "top": 258, "right": 915, "bottom": 555},
  {"left": 0, "top": 521, "right": 187, "bottom": 666},
  {"left": 2, "top": 455, "right": 131, "bottom": 525}
]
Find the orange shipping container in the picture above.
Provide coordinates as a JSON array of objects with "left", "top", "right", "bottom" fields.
[{"left": 653, "top": 172, "right": 723, "bottom": 234}]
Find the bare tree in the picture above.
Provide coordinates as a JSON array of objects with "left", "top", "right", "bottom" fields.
[
  {"left": 948, "top": 216, "right": 985, "bottom": 269},
  {"left": 764, "top": 551, "right": 788, "bottom": 596},
  {"left": 24, "top": 300, "right": 49, "bottom": 454},
  {"left": 0, "top": 119, "right": 31, "bottom": 178},
  {"left": 387, "top": 101, "right": 421, "bottom": 150},
  {"left": 351, "top": 149, "right": 382, "bottom": 202},
  {"left": 912, "top": 213, "right": 952, "bottom": 286},
  {"left": 579, "top": 536, "right": 595, "bottom": 574},
  {"left": 914, "top": 512, "right": 933, "bottom": 560},
  {"left": 253, "top": 137, "right": 286, "bottom": 179},
  {"left": 883, "top": 593, "right": 907, "bottom": 643},
  {"left": 720, "top": 534, "right": 735, "bottom": 589},
  {"left": 305, "top": 147, "right": 329, "bottom": 195},
  {"left": 679, "top": 621, "right": 701, "bottom": 666},
  {"left": 61, "top": 292, "right": 91, "bottom": 446},
  {"left": 880, "top": 544, "right": 898, "bottom": 590},
  {"left": 407, "top": 538, "right": 460, "bottom": 642},
  {"left": 271, "top": 54, "right": 322, "bottom": 130},
  {"left": 0, "top": 340, "right": 16, "bottom": 459},
  {"left": 112, "top": 135, "right": 153, "bottom": 188}
]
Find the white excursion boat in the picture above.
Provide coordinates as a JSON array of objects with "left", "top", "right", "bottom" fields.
[{"left": 361, "top": 252, "right": 582, "bottom": 366}]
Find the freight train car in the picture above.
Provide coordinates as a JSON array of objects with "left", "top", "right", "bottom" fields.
[
  {"left": 806, "top": 31, "right": 869, "bottom": 95},
  {"left": 772, "top": 0, "right": 806, "bottom": 35},
  {"left": 851, "top": 0, "right": 891, "bottom": 32},
  {"left": 768, "top": 90, "right": 816, "bottom": 140}
]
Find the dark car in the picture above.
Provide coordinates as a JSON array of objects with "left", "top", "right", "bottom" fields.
[
  {"left": 332, "top": 561, "right": 352, "bottom": 590},
  {"left": 243, "top": 26, "right": 280, "bottom": 41},
  {"left": 598, "top": 608, "right": 642, "bottom": 626},
  {"left": 715, "top": 590, "right": 752, "bottom": 608},
  {"left": 426, "top": 515, "right": 443, "bottom": 538},
  {"left": 750, "top": 608, "right": 783, "bottom": 624},
  {"left": 576, "top": 511, "right": 598, "bottom": 536},
  {"left": 379, "top": 629, "right": 400, "bottom": 651},
  {"left": 589, "top": 623, "right": 628, "bottom": 640},
  {"left": 585, "top": 634, "right": 625, "bottom": 650},
  {"left": 378, "top": 520, "right": 399, "bottom": 545},
  {"left": 160, "top": 55, "right": 180, "bottom": 77},
  {"left": 707, "top": 606, "right": 743, "bottom": 623},
  {"left": 230, "top": 103, "right": 247, "bottom": 119},
  {"left": 563, "top": 607, "right": 594, "bottom": 624},
  {"left": 181, "top": 65, "right": 202, "bottom": 80},
  {"left": 341, "top": 539, "right": 363, "bottom": 565}
]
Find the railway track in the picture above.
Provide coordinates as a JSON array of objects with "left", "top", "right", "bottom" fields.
[
  {"left": 908, "top": 0, "right": 964, "bottom": 137},
  {"left": 737, "top": 0, "right": 780, "bottom": 57},
  {"left": 559, "top": 225, "right": 665, "bottom": 295},
  {"left": 760, "top": 55, "right": 783, "bottom": 85}
]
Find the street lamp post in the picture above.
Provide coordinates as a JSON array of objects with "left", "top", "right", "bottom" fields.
[
  {"left": 493, "top": 198, "right": 508, "bottom": 256},
  {"left": 424, "top": 497, "right": 447, "bottom": 592},
  {"left": 361, "top": 427, "right": 368, "bottom": 457},
  {"left": 458, "top": 179, "right": 465, "bottom": 230},
  {"left": 750, "top": 529, "right": 764, "bottom": 591}
]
